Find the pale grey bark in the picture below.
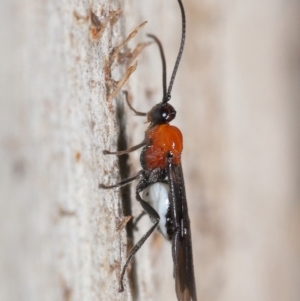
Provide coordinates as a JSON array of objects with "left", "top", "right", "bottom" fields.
[
  {"left": 0, "top": 0, "right": 132, "bottom": 301},
  {"left": 1, "top": 0, "right": 300, "bottom": 301}
]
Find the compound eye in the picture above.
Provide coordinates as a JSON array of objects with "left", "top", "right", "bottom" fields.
[
  {"left": 162, "top": 105, "right": 176, "bottom": 122},
  {"left": 161, "top": 107, "right": 169, "bottom": 119}
]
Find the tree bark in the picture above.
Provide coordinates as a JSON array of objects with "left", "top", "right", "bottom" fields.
[
  {"left": 1, "top": 0, "right": 300, "bottom": 301},
  {"left": 0, "top": 0, "right": 133, "bottom": 300}
]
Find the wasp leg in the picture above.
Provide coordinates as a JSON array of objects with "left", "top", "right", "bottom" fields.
[
  {"left": 99, "top": 171, "right": 145, "bottom": 189},
  {"left": 123, "top": 91, "right": 147, "bottom": 116},
  {"left": 103, "top": 140, "right": 146, "bottom": 155},
  {"left": 132, "top": 211, "right": 146, "bottom": 230},
  {"left": 119, "top": 188, "right": 159, "bottom": 292}
]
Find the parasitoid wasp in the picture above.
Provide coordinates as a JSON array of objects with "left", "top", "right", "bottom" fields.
[{"left": 99, "top": 0, "right": 197, "bottom": 300}]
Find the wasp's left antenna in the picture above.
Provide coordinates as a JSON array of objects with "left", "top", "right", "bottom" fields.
[{"left": 147, "top": 34, "right": 168, "bottom": 102}]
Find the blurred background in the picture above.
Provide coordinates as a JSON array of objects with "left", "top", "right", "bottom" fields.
[{"left": 0, "top": 0, "right": 299, "bottom": 301}]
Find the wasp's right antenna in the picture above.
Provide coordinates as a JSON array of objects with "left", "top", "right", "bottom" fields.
[{"left": 165, "top": 0, "right": 186, "bottom": 103}]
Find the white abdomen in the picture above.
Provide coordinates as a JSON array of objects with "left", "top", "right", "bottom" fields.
[{"left": 142, "top": 182, "right": 170, "bottom": 239}]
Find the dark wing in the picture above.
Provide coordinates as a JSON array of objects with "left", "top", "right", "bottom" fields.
[{"left": 167, "top": 155, "right": 197, "bottom": 301}]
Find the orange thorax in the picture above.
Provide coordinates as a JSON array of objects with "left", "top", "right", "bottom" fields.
[{"left": 144, "top": 124, "right": 183, "bottom": 170}]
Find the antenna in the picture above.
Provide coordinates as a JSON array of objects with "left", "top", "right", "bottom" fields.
[
  {"left": 147, "top": 34, "right": 168, "bottom": 102},
  {"left": 165, "top": 0, "right": 186, "bottom": 103}
]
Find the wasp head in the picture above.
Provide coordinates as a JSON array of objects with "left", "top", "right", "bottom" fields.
[{"left": 147, "top": 103, "right": 176, "bottom": 124}]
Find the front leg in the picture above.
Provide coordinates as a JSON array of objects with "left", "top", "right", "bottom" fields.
[
  {"left": 123, "top": 91, "right": 147, "bottom": 116},
  {"left": 103, "top": 140, "right": 146, "bottom": 156}
]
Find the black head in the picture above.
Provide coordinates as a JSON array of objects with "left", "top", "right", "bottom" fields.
[{"left": 148, "top": 103, "right": 176, "bottom": 124}]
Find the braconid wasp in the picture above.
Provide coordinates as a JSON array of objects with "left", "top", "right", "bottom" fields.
[{"left": 99, "top": 0, "right": 197, "bottom": 300}]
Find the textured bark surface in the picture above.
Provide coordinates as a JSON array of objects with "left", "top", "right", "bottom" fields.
[
  {"left": 1, "top": 0, "right": 300, "bottom": 301},
  {"left": 0, "top": 1, "right": 131, "bottom": 300}
]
